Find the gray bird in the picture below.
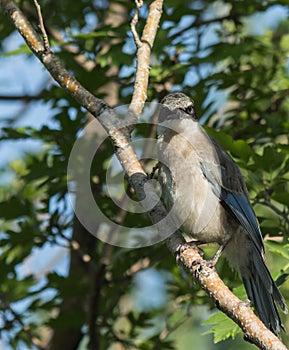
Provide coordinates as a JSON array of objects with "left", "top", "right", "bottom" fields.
[{"left": 157, "top": 92, "right": 287, "bottom": 337}]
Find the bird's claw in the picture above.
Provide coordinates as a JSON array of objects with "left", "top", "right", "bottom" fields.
[{"left": 175, "top": 241, "right": 204, "bottom": 264}]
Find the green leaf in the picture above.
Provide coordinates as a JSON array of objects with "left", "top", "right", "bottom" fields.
[
  {"left": 0, "top": 196, "right": 31, "bottom": 219},
  {"left": 2, "top": 44, "right": 31, "bottom": 56},
  {"left": 231, "top": 139, "right": 253, "bottom": 162},
  {"left": 254, "top": 203, "right": 281, "bottom": 221},
  {"left": 253, "top": 146, "right": 286, "bottom": 172},
  {"left": 265, "top": 241, "right": 289, "bottom": 260},
  {"left": 203, "top": 311, "right": 239, "bottom": 343},
  {"left": 70, "top": 31, "right": 118, "bottom": 39},
  {"left": 204, "top": 127, "right": 253, "bottom": 162}
]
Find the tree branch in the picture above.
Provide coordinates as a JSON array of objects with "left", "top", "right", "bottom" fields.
[
  {"left": 166, "top": 238, "right": 288, "bottom": 350},
  {"left": 130, "top": 0, "right": 163, "bottom": 117},
  {"left": 32, "top": 0, "right": 50, "bottom": 52},
  {"left": 0, "top": 93, "right": 44, "bottom": 101},
  {"left": 131, "top": 0, "right": 143, "bottom": 49},
  {"left": 262, "top": 199, "right": 289, "bottom": 227},
  {"left": 1, "top": 1, "right": 288, "bottom": 349},
  {"left": 261, "top": 178, "right": 289, "bottom": 228},
  {"left": 169, "top": 13, "right": 242, "bottom": 41}
]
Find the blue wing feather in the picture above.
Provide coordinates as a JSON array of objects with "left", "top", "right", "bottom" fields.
[
  {"left": 219, "top": 189, "right": 264, "bottom": 253},
  {"left": 199, "top": 147, "right": 264, "bottom": 255}
]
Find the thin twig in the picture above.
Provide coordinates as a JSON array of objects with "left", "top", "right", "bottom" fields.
[
  {"left": 0, "top": 93, "right": 44, "bottom": 101},
  {"left": 169, "top": 13, "right": 241, "bottom": 41},
  {"left": 261, "top": 199, "right": 289, "bottom": 226},
  {"left": 131, "top": 0, "right": 143, "bottom": 48},
  {"left": 129, "top": 0, "right": 164, "bottom": 118},
  {"left": 32, "top": 0, "right": 50, "bottom": 52},
  {"left": 261, "top": 177, "right": 289, "bottom": 227}
]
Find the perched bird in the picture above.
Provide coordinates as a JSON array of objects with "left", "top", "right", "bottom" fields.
[{"left": 157, "top": 92, "right": 287, "bottom": 337}]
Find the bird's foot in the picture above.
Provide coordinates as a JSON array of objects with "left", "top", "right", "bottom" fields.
[
  {"left": 205, "top": 254, "right": 220, "bottom": 268},
  {"left": 175, "top": 241, "right": 204, "bottom": 264},
  {"left": 237, "top": 299, "right": 252, "bottom": 311},
  {"left": 149, "top": 163, "right": 159, "bottom": 179},
  {"left": 203, "top": 259, "right": 216, "bottom": 269},
  {"left": 205, "top": 240, "right": 229, "bottom": 268}
]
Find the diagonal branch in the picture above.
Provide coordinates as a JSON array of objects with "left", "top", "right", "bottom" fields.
[
  {"left": 166, "top": 238, "right": 288, "bottom": 350},
  {"left": 1, "top": 1, "right": 106, "bottom": 125},
  {"left": 1, "top": 1, "right": 288, "bottom": 350}
]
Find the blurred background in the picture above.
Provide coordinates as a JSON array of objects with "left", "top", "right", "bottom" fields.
[{"left": 0, "top": 0, "right": 289, "bottom": 349}]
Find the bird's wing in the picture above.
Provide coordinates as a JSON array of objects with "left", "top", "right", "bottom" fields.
[{"left": 199, "top": 136, "right": 264, "bottom": 254}]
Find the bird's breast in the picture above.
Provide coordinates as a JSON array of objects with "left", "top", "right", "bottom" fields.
[{"left": 157, "top": 124, "right": 227, "bottom": 244}]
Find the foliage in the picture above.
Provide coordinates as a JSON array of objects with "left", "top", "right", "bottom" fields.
[{"left": 0, "top": 0, "right": 289, "bottom": 349}]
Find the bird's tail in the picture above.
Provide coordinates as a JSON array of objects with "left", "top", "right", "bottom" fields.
[{"left": 239, "top": 243, "right": 287, "bottom": 337}]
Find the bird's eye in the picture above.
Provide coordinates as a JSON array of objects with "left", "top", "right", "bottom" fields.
[{"left": 184, "top": 105, "right": 194, "bottom": 116}]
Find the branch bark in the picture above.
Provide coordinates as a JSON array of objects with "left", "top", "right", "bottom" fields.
[
  {"left": 1, "top": 1, "right": 287, "bottom": 349},
  {"left": 130, "top": 0, "right": 163, "bottom": 116},
  {"left": 166, "top": 237, "right": 288, "bottom": 350}
]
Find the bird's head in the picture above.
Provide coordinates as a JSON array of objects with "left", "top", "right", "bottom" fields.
[{"left": 159, "top": 92, "right": 196, "bottom": 123}]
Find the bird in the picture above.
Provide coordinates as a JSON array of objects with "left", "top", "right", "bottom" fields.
[{"left": 156, "top": 92, "right": 287, "bottom": 337}]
